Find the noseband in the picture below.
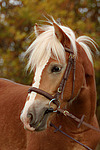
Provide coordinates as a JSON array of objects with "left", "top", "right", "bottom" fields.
[{"left": 28, "top": 48, "right": 76, "bottom": 108}]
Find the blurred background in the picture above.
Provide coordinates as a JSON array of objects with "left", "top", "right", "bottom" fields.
[{"left": 0, "top": 0, "right": 100, "bottom": 149}]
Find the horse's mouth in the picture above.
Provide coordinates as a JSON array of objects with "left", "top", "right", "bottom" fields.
[{"left": 30, "top": 109, "right": 51, "bottom": 131}]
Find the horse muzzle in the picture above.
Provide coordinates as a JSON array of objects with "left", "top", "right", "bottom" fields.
[
  {"left": 29, "top": 107, "right": 54, "bottom": 131},
  {"left": 20, "top": 107, "right": 54, "bottom": 132}
]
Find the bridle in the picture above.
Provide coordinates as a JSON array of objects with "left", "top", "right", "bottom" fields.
[
  {"left": 28, "top": 47, "right": 100, "bottom": 150},
  {"left": 54, "top": 48, "right": 76, "bottom": 102},
  {"left": 28, "top": 47, "right": 76, "bottom": 109}
]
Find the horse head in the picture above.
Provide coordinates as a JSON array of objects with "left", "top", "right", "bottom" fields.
[{"left": 20, "top": 19, "right": 98, "bottom": 132}]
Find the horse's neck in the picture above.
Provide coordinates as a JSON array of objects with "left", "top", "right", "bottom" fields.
[
  {"left": 68, "top": 77, "right": 96, "bottom": 120},
  {"left": 69, "top": 43, "right": 97, "bottom": 121},
  {"left": 66, "top": 64, "right": 97, "bottom": 132}
]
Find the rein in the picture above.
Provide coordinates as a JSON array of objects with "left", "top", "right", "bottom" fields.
[
  {"left": 28, "top": 48, "right": 100, "bottom": 150},
  {"left": 57, "top": 108, "right": 100, "bottom": 132},
  {"left": 50, "top": 123, "right": 92, "bottom": 150}
]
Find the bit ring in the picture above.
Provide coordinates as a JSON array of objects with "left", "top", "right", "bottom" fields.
[{"left": 49, "top": 98, "right": 60, "bottom": 112}]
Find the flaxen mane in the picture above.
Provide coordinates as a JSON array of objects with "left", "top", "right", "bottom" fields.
[{"left": 25, "top": 20, "right": 98, "bottom": 71}]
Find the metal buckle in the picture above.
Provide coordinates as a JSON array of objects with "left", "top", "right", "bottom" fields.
[
  {"left": 63, "top": 110, "right": 69, "bottom": 116},
  {"left": 69, "top": 53, "right": 75, "bottom": 59},
  {"left": 57, "top": 88, "right": 62, "bottom": 93}
]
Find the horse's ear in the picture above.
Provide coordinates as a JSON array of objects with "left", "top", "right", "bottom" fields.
[
  {"left": 34, "top": 23, "right": 45, "bottom": 37},
  {"left": 53, "top": 22, "right": 70, "bottom": 47}
]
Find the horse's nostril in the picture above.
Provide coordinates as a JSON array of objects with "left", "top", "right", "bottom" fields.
[{"left": 27, "top": 112, "right": 34, "bottom": 124}]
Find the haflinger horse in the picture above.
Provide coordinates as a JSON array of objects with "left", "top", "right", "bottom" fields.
[{"left": 0, "top": 19, "right": 100, "bottom": 150}]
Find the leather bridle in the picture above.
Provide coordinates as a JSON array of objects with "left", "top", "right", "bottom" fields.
[
  {"left": 28, "top": 47, "right": 76, "bottom": 109},
  {"left": 27, "top": 47, "right": 100, "bottom": 150}
]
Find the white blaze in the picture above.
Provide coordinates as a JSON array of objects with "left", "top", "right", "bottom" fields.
[{"left": 20, "top": 61, "right": 48, "bottom": 123}]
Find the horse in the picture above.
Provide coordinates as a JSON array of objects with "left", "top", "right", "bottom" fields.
[{"left": 0, "top": 18, "right": 100, "bottom": 150}]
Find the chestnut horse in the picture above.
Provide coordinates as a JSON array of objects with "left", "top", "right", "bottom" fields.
[{"left": 0, "top": 19, "right": 100, "bottom": 150}]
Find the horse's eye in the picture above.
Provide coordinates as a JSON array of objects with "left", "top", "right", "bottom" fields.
[{"left": 51, "top": 66, "right": 62, "bottom": 73}]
